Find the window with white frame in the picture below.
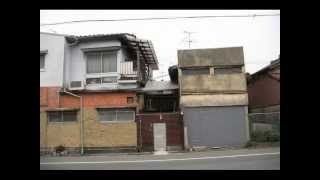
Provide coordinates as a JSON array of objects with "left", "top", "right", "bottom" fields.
[
  {"left": 48, "top": 111, "right": 78, "bottom": 122},
  {"left": 40, "top": 54, "right": 45, "bottom": 70},
  {"left": 97, "top": 108, "right": 135, "bottom": 122}
]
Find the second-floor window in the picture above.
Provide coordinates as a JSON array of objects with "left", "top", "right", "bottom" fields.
[
  {"left": 182, "top": 68, "right": 210, "bottom": 76},
  {"left": 214, "top": 67, "right": 242, "bottom": 74},
  {"left": 40, "top": 54, "right": 45, "bottom": 70},
  {"left": 86, "top": 51, "right": 117, "bottom": 74}
]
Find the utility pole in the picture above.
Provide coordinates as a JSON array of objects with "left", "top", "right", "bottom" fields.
[{"left": 183, "top": 31, "right": 196, "bottom": 49}]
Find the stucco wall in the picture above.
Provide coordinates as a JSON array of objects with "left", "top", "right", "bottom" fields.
[
  {"left": 180, "top": 74, "right": 247, "bottom": 93},
  {"left": 40, "top": 33, "right": 66, "bottom": 87},
  {"left": 181, "top": 94, "right": 248, "bottom": 107},
  {"left": 66, "top": 40, "right": 122, "bottom": 85},
  {"left": 178, "top": 47, "right": 244, "bottom": 67}
]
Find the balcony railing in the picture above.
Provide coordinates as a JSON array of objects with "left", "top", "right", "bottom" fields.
[{"left": 120, "top": 61, "right": 137, "bottom": 75}]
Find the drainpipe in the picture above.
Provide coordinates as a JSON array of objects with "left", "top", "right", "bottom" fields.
[
  {"left": 139, "top": 118, "right": 142, "bottom": 151},
  {"left": 61, "top": 89, "right": 84, "bottom": 155}
]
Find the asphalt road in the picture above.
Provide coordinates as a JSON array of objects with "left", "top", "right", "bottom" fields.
[{"left": 40, "top": 147, "right": 280, "bottom": 170}]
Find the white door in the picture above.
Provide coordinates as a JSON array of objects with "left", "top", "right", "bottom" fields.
[{"left": 153, "top": 123, "right": 166, "bottom": 152}]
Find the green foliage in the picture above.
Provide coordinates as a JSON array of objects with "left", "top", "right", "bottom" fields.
[
  {"left": 251, "top": 130, "right": 280, "bottom": 142},
  {"left": 244, "top": 141, "right": 257, "bottom": 148}
]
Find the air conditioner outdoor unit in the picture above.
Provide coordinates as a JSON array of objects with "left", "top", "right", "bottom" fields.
[{"left": 69, "top": 81, "right": 84, "bottom": 90}]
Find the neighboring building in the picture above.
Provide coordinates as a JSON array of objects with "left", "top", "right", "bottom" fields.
[
  {"left": 40, "top": 32, "right": 159, "bottom": 154},
  {"left": 136, "top": 79, "right": 183, "bottom": 152},
  {"left": 40, "top": 32, "right": 69, "bottom": 153},
  {"left": 247, "top": 56, "right": 280, "bottom": 132},
  {"left": 247, "top": 56, "right": 280, "bottom": 113},
  {"left": 177, "top": 47, "right": 250, "bottom": 149}
]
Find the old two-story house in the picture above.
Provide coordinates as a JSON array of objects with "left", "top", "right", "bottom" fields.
[
  {"left": 40, "top": 32, "right": 159, "bottom": 154},
  {"left": 177, "top": 47, "right": 250, "bottom": 149}
]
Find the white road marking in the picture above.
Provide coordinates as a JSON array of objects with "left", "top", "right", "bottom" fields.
[{"left": 40, "top": 152, "right": 280, "bottom": 165}]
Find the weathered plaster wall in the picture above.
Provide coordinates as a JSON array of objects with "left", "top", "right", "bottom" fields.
[
  {"left": 177, "top": 47, "right": 247, "bottom": 107},
  {"left": 181, "top": 74, "right": 247, "bottom": 93},
  {"left": 180, "top": 94, "right": 248, "bottom": 107},
  {"left": 178, "top": 47, "right": 244, "bottom": 67}
]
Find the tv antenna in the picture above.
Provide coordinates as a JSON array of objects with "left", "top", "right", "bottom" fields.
[{"left": 183, "top": 31, "right": 196, "bottom": 49}]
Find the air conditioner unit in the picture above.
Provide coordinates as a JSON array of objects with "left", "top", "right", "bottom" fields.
[{"left": 69, "top": 81, "right": 84, "bottom": 90}]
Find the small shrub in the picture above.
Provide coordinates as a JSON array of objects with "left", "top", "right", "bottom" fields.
[
  {"left": 251, "top": 130, "right": 280, "bottom": 142},
  {"left": 55, "top": 145, "right": 65, "bottom": 153},
  {"left": 244, "top": 141, "right": 257, "bottom": 148},
  {"left": 268, "top": 132, "right": 280, "bottom": 142}
]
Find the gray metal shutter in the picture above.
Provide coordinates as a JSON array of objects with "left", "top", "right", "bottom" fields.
[{"left": 184, "top": 106, "right": 247, "bottom": 147}]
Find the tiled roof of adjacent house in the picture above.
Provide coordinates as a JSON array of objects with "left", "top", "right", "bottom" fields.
[{"left": 248, "top": 55, "right": 280, "bottom": 83}]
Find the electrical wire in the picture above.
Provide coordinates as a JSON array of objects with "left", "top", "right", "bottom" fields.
[{"left": 40, "top": 13, "right": 280, "bottom": 26}]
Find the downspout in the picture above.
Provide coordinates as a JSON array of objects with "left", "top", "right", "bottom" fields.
[
  {"left": 139, "top": 118, "right": 142, "bottom": 152},
  {"left": 60, "top": 89, "right": 84, "bottom": 155}
]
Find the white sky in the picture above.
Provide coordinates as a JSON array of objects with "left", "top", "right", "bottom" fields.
[{"left": 40, "top": 10, "right": 280, "bottom": 80}]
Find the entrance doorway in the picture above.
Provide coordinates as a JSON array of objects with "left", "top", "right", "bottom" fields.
[{"left": 153, "top": 123, "right": 166, "bottom": 152}]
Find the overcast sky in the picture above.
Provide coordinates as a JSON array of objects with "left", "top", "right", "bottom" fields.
[{"left": 40, "top": 10, "right": 280, "bottom": 80}]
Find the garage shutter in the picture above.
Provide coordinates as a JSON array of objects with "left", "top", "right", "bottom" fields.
[{"left": 184, "top": 106, "right": 247, "bottom": 147}]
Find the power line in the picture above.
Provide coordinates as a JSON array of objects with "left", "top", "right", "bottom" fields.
[{"left": 40, "top": 13, "right": 280, "bottom": 26}]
